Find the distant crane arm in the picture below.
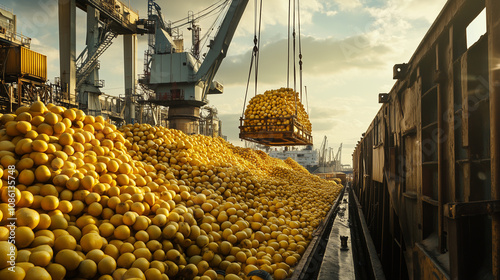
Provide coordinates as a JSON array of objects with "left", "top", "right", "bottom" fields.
[
  {"left": 151, "top": 2, "right": 168, "bottom": 32},
  {"left": 196, "top": 0, "right": 249, "bottom": 82}
]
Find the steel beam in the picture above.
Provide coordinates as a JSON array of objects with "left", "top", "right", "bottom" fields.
[
  {"left": 487, "top": 0, "right": 500, "bottom": 277},
  {"left": 124, "top": 34, "right": 137, "bottom": 124},
  {"left": 58, "top": 0, "right": 76, "bottom": 99}
]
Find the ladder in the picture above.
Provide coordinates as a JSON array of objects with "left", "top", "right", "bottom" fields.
[{"left": 76, "top": 30, "right": 117, "bottom": 89}]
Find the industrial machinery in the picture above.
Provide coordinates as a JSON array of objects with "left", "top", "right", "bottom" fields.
[
  {"left": 0, "top": 5, "right": 51, "bottom": 112},
  {"left": 140, "top": 0, "right": 249, "bottom": 134},
  {"left": 58, "top": 0, "right": 144, "bottom": 121},
  {"left": 199, "top": 105, "right": 222, "bottom": 137},
  {"left": 352, "top": 0, "right": 500, "bottom": 279}
]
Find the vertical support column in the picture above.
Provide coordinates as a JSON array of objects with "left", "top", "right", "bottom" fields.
[
  {"left": 82, "top": 6, "right": 102, "bottom": 116},
  {"left": 487, "top": 0, "right": 500, "bottom": 277},
  {"left": 16, "top": 78, "right": 22, "bottom": 109},
  {"left": 447, "top": 26, "right": 456, "bottom": 205},
  {"left": 58, "top": 0, "right": 76, "bottom": 99},
  {"left": 124, "top": 34, "right": 137, "bottom": 124},
  {"left": 436, "top": 44, "right": 445, "bottom": 253},
  {"left": 86, "top": 6, "right": 100, "bottom": 86},
  {"left": 447, "top": 216, "right": 465, "bottom": 279}
]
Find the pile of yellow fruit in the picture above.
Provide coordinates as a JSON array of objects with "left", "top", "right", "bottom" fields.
[
  {"left": 242, "top": 88, "right": 312, "bottom": 133},
  {"left": 0, "top": 101, "right": 341, "bottom": 280}
]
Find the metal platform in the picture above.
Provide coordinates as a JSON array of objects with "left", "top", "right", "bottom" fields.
[{"left": 239, "top": 116, "right": 312, "bottom": 146}]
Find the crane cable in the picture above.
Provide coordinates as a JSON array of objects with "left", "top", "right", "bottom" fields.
[
  {"left": 287, "top": 0, "right": 291, "bottom": 88},
  {"left": 289, "top": 0, "right": 303, "bottom": 116},
  {"left": 292, "top": 0, "right": 297, "bottom": 116},
  {"left": 171, "top": 0, "right": 229, "bottom": 27},
  {"left": 241, "top": 0, "right": 263, "bottom": 119},
  {"left": 298, "top": 0, "right": 303, "bottom": 103}
]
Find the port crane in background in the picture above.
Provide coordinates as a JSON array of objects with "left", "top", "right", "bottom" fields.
[
  {"left": 315, "top": 136, "right": 350, "bottom": 173},
  {"left": 139, "top": 0, "right": 249, "bottom": 134}
]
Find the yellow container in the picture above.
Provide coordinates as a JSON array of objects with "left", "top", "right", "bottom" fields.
[{"left": 5, "top": 46, "right": 47, "bottom": 81}]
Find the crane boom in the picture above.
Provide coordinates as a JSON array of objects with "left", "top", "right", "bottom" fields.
[{"left": 196, "top": 0, "right": 249, "bottom": 83}]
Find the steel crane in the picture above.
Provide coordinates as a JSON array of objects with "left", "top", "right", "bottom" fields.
[{"left": 141, "top": 0, "right": 249, "bottom": 134}]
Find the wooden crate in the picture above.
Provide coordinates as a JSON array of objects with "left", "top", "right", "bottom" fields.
[{"left": 239, "top": 116, "right": 312, "bottom": 146}]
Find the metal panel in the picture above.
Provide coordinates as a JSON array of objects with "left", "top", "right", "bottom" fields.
[
  {"left": 5, "top": 46, "right": 47, "bottom": 81},
  {"left": 486, "top": 0, "right": 500, "bottom": 277},
  {"left": 352, "top": 0, "right": 496, "bottom": 278},
  {"left": 373, "top": 146, "right": 384, "bottom": 183}
]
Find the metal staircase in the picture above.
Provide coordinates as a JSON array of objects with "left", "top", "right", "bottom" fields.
[{"left": 76, "top": 30, "right": 117, "bottom": 89}]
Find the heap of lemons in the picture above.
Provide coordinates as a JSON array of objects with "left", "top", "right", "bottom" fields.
[
  {"left": 242, "top": 88, "right": 312, "bottom": 134},
  {"left": 0, "top": 101, "right": 341, "bottom": 280}
]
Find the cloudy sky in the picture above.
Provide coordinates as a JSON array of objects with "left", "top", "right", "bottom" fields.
[{"left": 4, "top": 0, "right": 454, "bottom": 165}]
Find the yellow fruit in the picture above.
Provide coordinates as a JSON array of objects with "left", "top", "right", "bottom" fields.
[
  {"left": 16, "top": 208, "right": 40, "bottom": 229},
  {"left": 0, "top": 141, "right": 16, "bottom": 152},
  {"left": 41, "top": 195, "right": 59, "bottom": 211},
  {"left": 34, "top": 214, "right": 51, "bottom": 230},
  {"left": 30, "top": 101, "right": 47, "bottom": 114},
  {"left": 114, "top": 225, "right": 131, "bottom": 240},
  {"left": 29, "top": 250, "right": 52, "bottom": 267},
  {"left": 16, "top": 111, "right": 32, "bottom": 121},
  {"left": 17, "top": 157, "right": 34, "bottom": 170},
  {"left": 98, "top": 256, "right": 116, "bottom": 275},
  {"left": 44, "top": 112, "right": 58, "bottom": 125},
  {"left": 59, "top": 133, "right": 73, "bottom": 146},
  {"left": 51, "top": 157, "right": 64, "bottom": 170},
  {"left": 0, "top": 265, "right": 25, "bottom": 280},
  {"left": 33, "top": 152, "right": 49, "bottom": 165},
  {"left": 144, "top": 268, "right": 162, "bottom": 280},
  {"left": 46, "top": 263, "right": 67, "bottom": 280},
  {"left": 15, "top": 226, "right": 35, "bottom": 248},
  {"left": 0, "top": 241, "right": 16, "bottom": 269},
  {"left": 35, "top": 165, "right": 52, "bottom": 182},
  {"left": 53, "top": 122, "right": 66, "bottom": 134},
  {"left": 86, "top": 249, "right": 106, "bottom": 263},
  {"left": 37, "top": 123, "right": 53, "bottom": 135},
  {"left": 24, "top": 266, "right": 51, "bottom": 280},
  {"left": 117, "top": 252, "right": 136, "bottom": 268},
  {"left": 122, "top": 267, "right": 145, "bottom": 279},
  {"left": 0, "top": 102, "right": 342, "bottom": 280},
  {"left": 16, "top": 121, "right": 32, "bottom": 134},
  {"left": 55, "top": 249, "right": 83, "bottom": 271},
  {"left": 225, "top": 274, "right": 242, "bottom": 280},
  {"left": 182, "top": 263, "right": 198, "bottom": 279},
  {"left": 49, "top": 215, "right": 68, "bottom": 230},
  {"left": 81, "top": 175, "right": 95, "bottom": 190},
  {"left": 80, "top": 233, "right": 103, "bottom": 252},
  {"left": 63, "top": 109, "right": 76, "bottom": 121},
  {"left": 0, "top": 155, "right": 15, "bottom": 168},
  {"left": 54, "top": 234, "right": 77, "bottom": 251},
  {"left": 78, "top": 259, "right": 98, "bottom": 278}
]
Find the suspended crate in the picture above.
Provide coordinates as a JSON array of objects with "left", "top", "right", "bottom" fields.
[
  {"left": 239, "top": 88, "right": 312, "bottom": 146},
  {"left": 239, "top": 115, "right": 312, "bottom": 146}
]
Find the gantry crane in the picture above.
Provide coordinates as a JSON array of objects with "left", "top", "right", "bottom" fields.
[{"left": 58, "top": 0, "right": 145, "bottom": 122}]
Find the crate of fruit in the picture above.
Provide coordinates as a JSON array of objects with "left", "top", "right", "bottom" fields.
[{"left": 239, "top": 88, "right": 312, "bottom": 146}]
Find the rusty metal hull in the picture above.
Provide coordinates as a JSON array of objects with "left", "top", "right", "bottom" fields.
[{"left": 352, "top": 0, "right": 500, "bottom": 279}]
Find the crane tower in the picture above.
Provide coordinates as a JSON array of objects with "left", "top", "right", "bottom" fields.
[{"left": 140, "top": 0, "right": 249, "bottom": 134}]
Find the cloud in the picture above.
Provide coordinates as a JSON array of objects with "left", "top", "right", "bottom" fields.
[
  {"left": 332, "top": 0, "right": 363, "bottom": 11},
  {"left": 395, "top": 0, "right": 447, "bottom": 22},
  {"left": 325, "top": 11, "right": 338, "bottom": 17},
  {"left": 217, "top": 34, "right": 392, "bottom": 86}
]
